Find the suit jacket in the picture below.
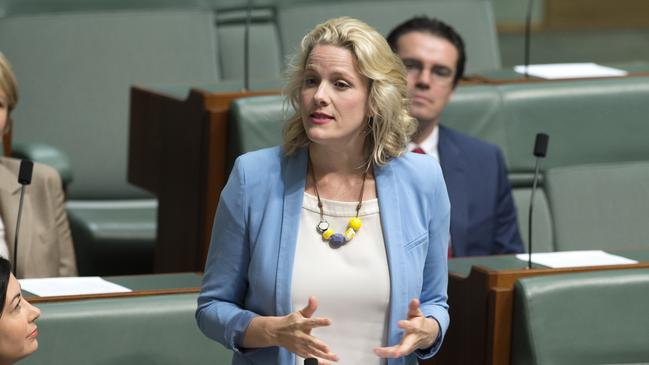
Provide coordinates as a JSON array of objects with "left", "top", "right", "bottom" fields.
[
  {"left": 196, "top": 146, "right": 450, "bottom": 365},
  {"left": 0, "top": 157, "right": 77, "bottom": 278},
  {"left": 438, "top": 125, "right": 523, "bottom": 256}
]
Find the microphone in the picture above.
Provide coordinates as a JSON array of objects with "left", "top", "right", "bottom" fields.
[
  {"left": 243, "top": 0, "right": 253, "bottom": 91},
  {"left": 528, "top": 133, "right": 548, "bottom": 269},
  {"left": 523, "top": 0, "right": 535, "bottom": 79},
  {"left": 304, "top": 358, "right": 318, "bottom": 365},
  {"left": 13, "top": 160, "right": 33, "bottom": 277}
]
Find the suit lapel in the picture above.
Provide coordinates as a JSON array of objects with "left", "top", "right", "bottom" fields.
[
  {"left": 275, "top": 148, "right": 307, "bottom": 317},
  {"left": 438, "top": 126, "right": 469, "bottom": 256}
]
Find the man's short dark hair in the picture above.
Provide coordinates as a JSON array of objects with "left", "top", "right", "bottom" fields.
[{"left": 387, "top": 16, "right": 466, "bottom": 86}]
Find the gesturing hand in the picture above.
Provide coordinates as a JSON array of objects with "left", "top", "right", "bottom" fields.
[
  {"left": 373, "top": 298, "right": 439, "bottom": 358},
  {"left": 274, "top": 296, "right": 338, "bottom": 363}
]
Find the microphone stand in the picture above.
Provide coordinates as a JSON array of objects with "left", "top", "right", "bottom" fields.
[
  {"left": 524, "top": 0, "right": 534, "bottom": 79},
  {"left": 528, "top": 133, "right": 549, "bottom": 270},
  {"left": 528, "top": 157, "right": 541, "bottom": 270},
  {"left": 13, "top": 160, "right": 34, "bottom": 277}
]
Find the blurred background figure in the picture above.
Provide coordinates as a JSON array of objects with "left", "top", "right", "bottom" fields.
[
  {"left": 0, "top": 52, "right": 77, "bottom": 278},
  {"left": 387, "top": 17, "right": 524, "bottom": 257}
]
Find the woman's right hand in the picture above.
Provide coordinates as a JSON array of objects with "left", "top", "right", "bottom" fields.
[{"left": 243, "top": 296, "right": 338, "bottom": 363}]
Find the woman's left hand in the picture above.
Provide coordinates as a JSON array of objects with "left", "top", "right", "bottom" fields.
[{"left": 373, "top": 298, "right": 439, "bottom": 358}]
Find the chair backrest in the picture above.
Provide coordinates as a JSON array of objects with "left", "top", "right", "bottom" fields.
[
  {"left": 0, "top": 8, "right": 220, "bottom": 199},
  {"left": 20, "top": 293, "right": 232, "bottom": 365},
  {"left": 511, "top": 269, "right": 649, "bottom": 365},
  {"left": 544, "top": 161, "right": 649, "bottom": 252},
  {"left": 498, "top": 76, "right": 649, "bottom": 175},
  {"left": 277, "top": 0, "right": 501, "bottom": 74}
]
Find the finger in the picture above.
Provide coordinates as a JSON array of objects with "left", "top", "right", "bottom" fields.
[
  {"left": 407, "top": 298, "right": 423, "bottom": 318},
  {"left": 300, "top": 296, "right": 319, "bottom": 318},
  {"left": 302, "top": 338, "right": 339, "bottom": 362},
  {"left": 304, "top": 317, "right": 332, "bottom": 329},
  {"left": 396, "top": 333, "right": 418, "bottom": 355},
  {"left": 308, "top": 348, "right": 339, "bottom": 362},
  {"left": 398, "top": 319, "right": 416, "bottom": 332},
  {"left": 374, "top": 345, "right": 402, "bottom": 358}
]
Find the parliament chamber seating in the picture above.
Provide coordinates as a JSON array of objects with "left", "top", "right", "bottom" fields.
[
  {"left": 544, "top": 161, "right": 649, "bottom": 252},
  {"left": 20, "top": 293, "right": 232, "bottom": 365},
  {"left": 0, "top": 0, "right": 500, "bottom": 274},
  {"left": 229, "top": 76, "right": 649, "bottom": 253},
  {"left": 511, "top": 269, "right": 649, "bottom": 364}
]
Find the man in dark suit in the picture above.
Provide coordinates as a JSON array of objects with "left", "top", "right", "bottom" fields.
[{"left": 387, "top": 17, "right": 523, "bottom": 256}]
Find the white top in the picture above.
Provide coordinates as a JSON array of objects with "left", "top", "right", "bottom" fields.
[
  {"left": 292, "top": 192, "right": 390, "bottom": 365},
  {"left": 407, "top": 124, "right": 440, "bottom": 161},
  {"left": 0, "top": 215, "right": 8, "bottom": 259}
]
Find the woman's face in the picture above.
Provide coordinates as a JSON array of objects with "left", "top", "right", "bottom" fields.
[
  {"left": 300, "top": 45, "right": 371, "bottom": 150},
  {"left": 0, "top": 274, "right": 41, "bottom": 364}
]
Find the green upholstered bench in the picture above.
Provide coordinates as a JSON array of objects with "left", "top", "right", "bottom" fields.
[
  {"left": 511, "top": 269, "right": 649, "bottom": 365},
  {"left": 20, "top": 293, "right": 232, "bottom": 365},
  {"left": 0, "top": 7, "right": 220, "bottom": 275},
  {"left": 544, "top": 161, "right": 649, "bottom": 252}
]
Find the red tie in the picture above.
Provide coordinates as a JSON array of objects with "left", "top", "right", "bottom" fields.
[
  {"left": 412, "top": 147, "right": 453, "bottom": 258},
  {"left": 412, "top": 147, "right": 425, "bottom": 154}
]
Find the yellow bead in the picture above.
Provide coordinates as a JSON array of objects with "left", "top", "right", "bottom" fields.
[
  {"left": 348, "top": 217, "right": 362, "bottom": 231},
  {"left": 322, "top": 229, "right": 334, "bottom": 240},
  {"left": 344, "top": 227, "right": 356, "bottom": 241}
]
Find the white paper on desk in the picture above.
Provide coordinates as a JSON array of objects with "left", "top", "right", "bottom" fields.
[
  {"left": 19, "top": 277, "right": 131, "bottom": 297},
  {"left": 516, "top": 250, "right": 638, "bottom": 268},
  {"left": 513, "top": 63, "right": 628, "bottom": 79}
]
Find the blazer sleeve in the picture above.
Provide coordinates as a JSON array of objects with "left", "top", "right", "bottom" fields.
[
  {"left": 493, "top": 149, "right": 524, "bottom": 254},
  {"left": 418, "top": 163, "right": 451, "bottom": 359},
  {"left": 195, "top": 158, "right": 259, "bottom": 353}
]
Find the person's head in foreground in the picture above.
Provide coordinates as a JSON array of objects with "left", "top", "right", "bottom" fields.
[
  {"left": 0, "top": 257, "right": 41, "bottom": 365},
  {"left": 284, "top": 16, "right": 416, "bottom": 168}
]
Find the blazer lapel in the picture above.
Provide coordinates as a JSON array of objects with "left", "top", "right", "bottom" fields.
[
  {"left": 375, "top": 162, "right": 407, "bottom": 348},
  {"left": 438, "top": 126, "right": 468, "bottom": 256},
  {"left": 275, "top": 148, "right": 308, "bottom": 316}
]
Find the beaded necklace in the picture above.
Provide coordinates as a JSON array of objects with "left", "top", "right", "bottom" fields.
[{"left": 309, "top": 156, "right": 367, "bottom": 249}]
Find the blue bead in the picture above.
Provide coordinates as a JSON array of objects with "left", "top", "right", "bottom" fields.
[{"left": 329, "top": 233, "right": 346, "bottom": 248}]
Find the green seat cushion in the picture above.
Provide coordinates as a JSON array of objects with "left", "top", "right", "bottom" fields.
[
  {"left": 20, "top": 293, "right": 232, "bottom": 365},
  {"left": 512, "top": 269, "right": 649, "bottom": 365},
  {"left": 66, "top": 200, "right": 157, "bottom": 275}
]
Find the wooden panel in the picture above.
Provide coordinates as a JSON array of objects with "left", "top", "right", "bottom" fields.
[
  {"left": 129, "top": 86, "right": 278, "bottom": 273},
  {"left": 546, "top": 0, "right": 649, "bottom": 29}
]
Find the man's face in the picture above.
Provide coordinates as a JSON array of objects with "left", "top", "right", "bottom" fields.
[{"left": 396, "top": 31, "right": 458, "bottom": 128}]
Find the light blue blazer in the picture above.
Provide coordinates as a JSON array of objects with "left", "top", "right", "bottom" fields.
[{"left": 196, "top": 146, "right": 450, "bottom": 365}]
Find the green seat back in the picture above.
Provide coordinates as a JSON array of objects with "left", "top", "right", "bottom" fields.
[
  {"left": 544, "top": 161, "right": 649, "bottom": 252},
  {"left": 20, "top": 293, "right": 232, "bottom": 365},
  {"left": 499, "top": 76, "right": 649, "bottom": 175},
  {"left": 511, "top": 269, "right": 649, "bottom": 365},
  {"left": 229, "top": 94, "right": 288, "bottom": 159},
  {"left": 277, "top": 0, "right": 500, "bottom": 73},
  {"left": 0, "top": 9, "right": 219, "bottom": 199}
]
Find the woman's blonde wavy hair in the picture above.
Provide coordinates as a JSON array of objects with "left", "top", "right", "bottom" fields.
[
  {"left": 0, "top": 52, "right": 18, "bottom": 113},
  {"left": 283, "top": 17, "right": 416, "bottom": 169}
]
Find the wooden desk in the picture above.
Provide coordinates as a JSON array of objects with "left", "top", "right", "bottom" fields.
[
  {"left": 423, "top": 252, "right": 649, "bottom": 365},
  {"left": 128, "top": 85, "right": 278, "bottom": 273},
  {"left": 24, "top": 272, "right": 202, "bottom": 303}
]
